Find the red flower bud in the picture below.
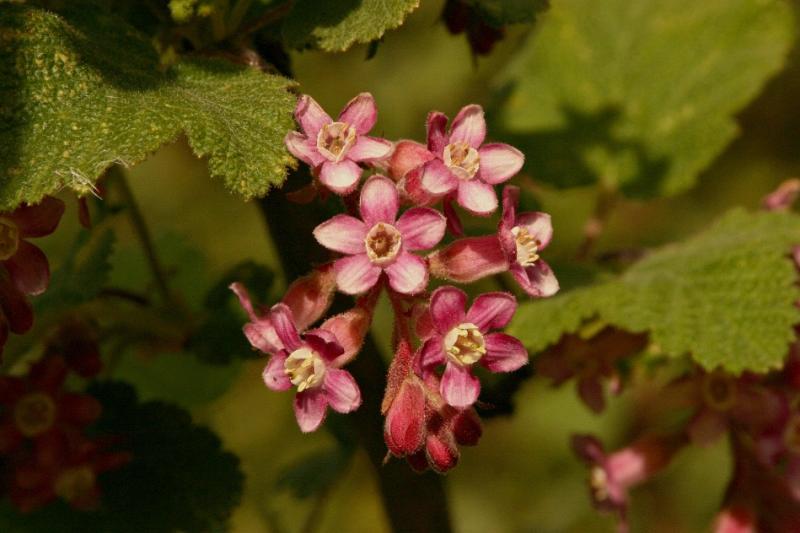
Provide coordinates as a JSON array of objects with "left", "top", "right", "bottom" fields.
[{"left": 384, "top": 378, "right": 427, "bottom": 457}]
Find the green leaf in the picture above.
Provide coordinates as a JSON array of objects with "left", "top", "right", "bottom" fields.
[
  {"left": 0, "top": 381, "right": 243, "bottom": 533},
  {"left": 282, "top": 0, "right": 420, "bottom": 52},
  {"left": 494, "top": 0, "right": 794, "bottom": 197},
  {"left": 509, "top": 209, "right": 800, "bottom": 373},
  {"left": 276, "top": 446, "right": 353, "bottom": 499},
  {"left": 465, "top": 0, "right": 549, "bottom": 27},
  {"left": 0, "top": 4, "right": 297, "bottom": 211}
]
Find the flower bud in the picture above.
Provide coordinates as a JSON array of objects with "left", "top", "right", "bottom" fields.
[
  {"left": 283, "top": 264, "right": 337, "bottom": 331},
  {"left": 384, "top": 378, "right": 427, "bottom": 457},
  {"left": 451, "top": 408, "right": 482, "bottom": 446}
]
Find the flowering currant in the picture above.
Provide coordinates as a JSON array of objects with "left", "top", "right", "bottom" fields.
[
  {"left": 284, "top": 94, "right": 393, "bottom": 195},
  {"left": 314, "top": 175, "right": 446, "bottom": 295}
]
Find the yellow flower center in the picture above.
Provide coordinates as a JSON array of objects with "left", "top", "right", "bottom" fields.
[
  {"left": 14, "top": 392, "right": 57, "bottom": 437},
  {"left": 511, "top": 226, "right": 540, "bottom": 267},
  {"left": 284, "top": 347, "right": 326, "bottom": 392},
  {"left": 443, "top": 142, "right": 480, "bottom": 180},
  {"left": 444, "top": 323, "right": 486, "bottom": 366},
  {"left": 317, "top": 121, "right": 357, "bottom": 162},
  {"left": 365, "top": 222, "right": 402, "bottom": 266},
  {"left": 590, "top": 466, "right": 610, "bottom": 502},
  {"left": 54, "top": 466, "right": 95, "bottom": 504},
  {"left": 702, "top": 373, "right": 737, "bottom": 411},
  {"left": 0, "top": 217, "right": 20, "bottom": 261}
]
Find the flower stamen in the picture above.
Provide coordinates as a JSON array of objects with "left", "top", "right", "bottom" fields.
[
  {"left": 365, "top": 223, "right": 402, "bottom": 266},
  {"left": 443, "top": 142, "right": 480, "bottom": 180},
  {"left": 284, "top": 347, "right": 326, "bottom": 392},
  {"left": 511, "top": 226, "right": 540, "bottom": 267},
  {"left": 317, "top": 122, "right": 357, "bottom": 162},
  {"left": 444, "top": 323, "right": 486, "bottom": 365},
  {"left": 14, "top": 392, "right": 57, "bottom": 437}
]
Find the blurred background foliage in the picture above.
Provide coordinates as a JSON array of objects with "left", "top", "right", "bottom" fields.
[{"left": 12, "top": 0, "right": 800, "bottom": 531}]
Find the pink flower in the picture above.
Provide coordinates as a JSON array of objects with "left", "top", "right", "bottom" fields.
[
  {"left": 419, "top": 105, "right": 523, "bottom": 215},
  {"left": 498, "top": 186, "right": 559, "bottom": 297},
  {"left": 0, "top": 276, "right": 33, "bottom": 356},
  {"left": 0, "top": 196, "right": 65, "bottom": 296},
  {"left": 572, "top": 432, "right": 686, "bottom": 530},
  {"left": 314, "top": 176, "right": 446, "bottom": 295},
  {"left": 261, "top": 303, "right": 361, "bottom": 433},
  {"left": 418, "top": 286, "right": 527, "bottom": 407},
  {"left": 284, "top": 93, "right": 393, "bottom": 195}
]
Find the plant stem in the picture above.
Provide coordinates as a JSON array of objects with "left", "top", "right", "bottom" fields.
[
  {"left": 108, "top": 166, "right": 173, "bottom": 305},
  {"left": 257, "top": 175, "right": 452, "bottom": 533}
]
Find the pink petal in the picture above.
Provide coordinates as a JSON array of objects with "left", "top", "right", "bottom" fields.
[
  {"left": 477, "top": 143, "right": 524, "bottom": 184},
  {"left": 426, "top": 111, "right": 449, "bottom": 155},
  {"left": 501, "top": 186, "right": 519, "bottom": 230},
  {"left": 482, "top": 333, "right": 528, "bottom": 372},
  {"left": 514, "top": 260, "right": 559, "bottom": 298},
  {"left": 282, "top": 265, "right": 336, "bottom": 331},
  {"left": 429, "top": 286, "right": 467, "bottom": 333},
  {"left": 334, "top": 254, "right": 381, "bottom": 294},
  {"left": 395, "top": 208, "right": 446, "bottom": 250},
  {"left": 0, "top": 280, "right": 33, "bottom": 334},
  {"left": 515, "top": 212, "right": 553, "bottom": 249},
  {"left": 319, "top": 160, "right": 362, "bottom": 195},
  {"left": 294, "top": 389, "right": 328, "bottom": 433},
  {"left": 244, "top": 320, "right": 282, "bottom": 354},
  {"left": 466, "top": 292, "right": 516, "bottom": 331},
  {"left": 456, "top": 179, "right": 497, "bottom": 215},
  {"left": 348, "top": 136, "right": 393, "bottom": 162},
  {"left": 230, "top": 282, "right": 258, "bottom": 321},
  {"left": 419, "top": 337, "right": 445, "bottom": 369},
  {"left": 269, "top": 303, "right": 302, "bottom": 352},
  {"left": 449, "top": 104, "right": 486, "bottom": 149},
  {"left": 338, "top": 92, "right": 378, "bottom": 135},
  {"left": 262, "top": 355, "right": 291, "bottom": 391},
  {"left": 420, "top": 159, "right": 458, "bottom": 196},
  {"left": 323, "top": 369, "right": 362, "bottom": 413},
  {"left": 388, "top": 140, "right": 434, "bottom": 180},
  {"left": 440, "top": 363, "right": 480, "bottom": 407},
  {"left": 285, "top": 131, "right": 325, "bottom": 167},
  {"left": 295, "top": 94, "right": 331, "bottom": 137},
  {"left": 443, "top": 197, "right": 464, "bottom": 237},
  {"left": 10, "top": 196, "right": 65, "bottom": 238},
  {"left": 313, "top": 215, "right": 368, "bottom": 255},
  {"left": 305, "top": 329, "right": 345, "bottom": 362},
  {"left": 385, "top": 251, "right": 428, "bottom": 295},
  {"left": 6, "top": 241, "right": 49, "bottom": 296},
  {"left": 359, "top": 175, "right": 399, "bottom": 226}
]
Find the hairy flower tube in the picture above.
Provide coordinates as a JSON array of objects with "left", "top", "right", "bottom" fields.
[
  {"left": 284, "top": 93, "right": 393, "bottom": 195},
  {"left": 314, "top": 175, "right": 446, "bottom": 295}
]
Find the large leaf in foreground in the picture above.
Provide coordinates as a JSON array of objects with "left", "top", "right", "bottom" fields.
[
  {"left": 0, "top": 5, "right": 297, "bottom": 210},
  {"left": 510, "top": 209, "right": 800, "bottom": 373},
  {"left": 495, "top": 0, "right": 794, "bottom": 197}
]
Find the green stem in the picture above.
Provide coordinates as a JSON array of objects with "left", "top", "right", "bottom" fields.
[
  {"left": 108, "top": 166, "right": 173, "bottom": 305},
  {"left": 576, "top": 185, "right": 618, "bottom": 261}
]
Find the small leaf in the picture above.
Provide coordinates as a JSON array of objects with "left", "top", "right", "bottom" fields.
[
  {"left": 0, "top": 4, "right": 297, "bottom": 210},
  {"left": 494, "top": 0, "right": 794, "bottom": 197},
  {"left": 282, "top": 0, "right": 420, "bottom": 52},
  {"left": 510, "top": 209, "right": 800, "bottom": 373}
]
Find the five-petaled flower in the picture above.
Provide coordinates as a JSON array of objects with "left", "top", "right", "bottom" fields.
[
  {"left": 419, "top": 105, "right": 523, "bottom": 215},
  {"left": 498, "top": 186, "right": 559, "bottom": 297},
  {"left": 418, "top": 286, "right": 528, "bottom": 407},
  {"left": 285, "top": 94, "right": 393, "bottom": 195},
  {"left": 314, "top": 175, "right": 446, "bottom": 295},
  {"left": 261, "top": 303, "right": 362, "bottom": 432}
]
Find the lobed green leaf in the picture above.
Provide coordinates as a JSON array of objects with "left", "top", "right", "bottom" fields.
[
  {"left": 494, "top": 0, "right": 794, "bottom": 197},
  {"left": 509, "top": 209, "right": 800, "bottom": 373}
]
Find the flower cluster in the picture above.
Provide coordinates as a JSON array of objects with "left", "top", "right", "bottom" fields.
[
  {"left": 0, "top": 196, "right": 64, "bottom": 357},
  {"left": 234, "top": 93, "right": 558, "bottom": 472},
  {"left": 0, "top": 338, "right": 129, "bottom": 513}
]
